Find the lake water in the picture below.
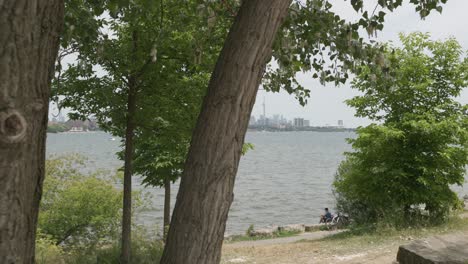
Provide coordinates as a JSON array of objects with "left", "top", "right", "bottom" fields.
[{"left": 46, "top": 131, "right": 468, "bottom": 234}]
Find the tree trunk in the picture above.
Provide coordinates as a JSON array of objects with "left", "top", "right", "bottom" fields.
[
  {"left": 0, "top": 1, "right": 64, "bottom": 263},
  {"left": 163, "top": 178, "right": 171, "bottom": 240},
  {"left": 120, "top": 81, "right": 136, "bottom": 264},
  {"left": 160, "top": 1, "right": 291, "bottom": 263},
  {"left": 120, "top": 30, "right": 139, "bottom": 264}
]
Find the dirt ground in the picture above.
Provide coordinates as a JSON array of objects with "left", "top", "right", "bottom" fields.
[
  {"left": 222, "top": 213, "right": 468, "bottom": 264},
  {"left": 222, "top": 236, "right": 400, "bottom": 264}
]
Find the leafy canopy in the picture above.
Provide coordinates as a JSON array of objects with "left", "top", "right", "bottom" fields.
[
  {"left": 54, "top": 0, "right": 453, "bottom": 187},
  {"left": 55, "top": 0, "right": 230, "bottom": 187},
  {"left": 264, "top": 0, "right": 450, "bottom": 105}
]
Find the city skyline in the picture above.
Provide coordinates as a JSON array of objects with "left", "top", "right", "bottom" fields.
[{"left": 249, "top": 113, "right": 347, "bottom": 128}]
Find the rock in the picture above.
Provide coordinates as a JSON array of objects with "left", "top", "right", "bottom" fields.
[
  {"left": 227, "top": 257, "right": 248, "bottom": 263},
  {"left": 278, "top": 224, "right": 305, "bottom": 233},
  {"left": 249, "top": 226, "right": 278, "bottom": 237},
  {"left": 396, "top": 233, "right": 468, "bottom": 264},
  {"left": 224, "top": 233, "right": 233, "bottom": 242},
  {"left": 305, "top": 224, "right": 326, "bottom": 232}
]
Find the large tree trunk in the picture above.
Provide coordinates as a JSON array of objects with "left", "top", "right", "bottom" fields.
[
  {"left": 160, "top": 1, "right": 291, "bottom": 263},
  {"left": 163, "top": 178, "right": 170, "bottom": 240},
  {"left": 0, "top": 1, "right": 64, "bottom": 263},
  {"left": 120, "top": 30, "right": 139, "bottom": 264}
]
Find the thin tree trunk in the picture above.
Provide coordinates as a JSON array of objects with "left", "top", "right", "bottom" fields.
[
  {"left": 0, "top": 1, "right": 64, "bottom": 263},
  {"left": 120, "top": 81, "right": 136, "bottom": 264},
  {"left": 160, "top": 1, "right": 291, "bottom": 263},
  {"left": 163, "top": 178, "right": 171, "bottom": 240},
  {"left": 120, "top": 30, "right": 139, "bottom": 264}
]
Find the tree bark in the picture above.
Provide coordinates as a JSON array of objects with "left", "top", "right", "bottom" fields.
[
  {"left": 160, "top": 1, "right": 291, "bottom": 263},
  {"left": 0, "top": 0, "right": 64, "bottom": 263},
  {"left": 120, "top": 30, "right": 139, "bottom": 264},
  {"left": 163, "top": 178, "right": 171, "bottom": 240},
  {"left": 120, "top": 80, "right": 136, "bottom": 264}
]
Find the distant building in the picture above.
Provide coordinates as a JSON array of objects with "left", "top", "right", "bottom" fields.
[
  {"left": 338, "top": 120, "right": 344, "bottom": 128},
  {"left": 293, "top": 118, "right": 304, "bottom": 128},
  {"left": 249, "top": 115, "right": 256, "bottom": 126},
  {"left": 271, "top": 114, "right": 280, "bottom": 128},
  {"left": 303, "top": 120, "right": 310, "bottom": 127},
  {"left": 64, "top": 119, "right": 100, "bottom": 132},
  {"left": 58, "top": 113, "right": 66, "bottom": 123}
]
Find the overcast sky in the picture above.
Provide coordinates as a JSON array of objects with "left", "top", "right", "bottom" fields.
[{"left": 251, "top": 0, "right": 468, "bottom": 127}]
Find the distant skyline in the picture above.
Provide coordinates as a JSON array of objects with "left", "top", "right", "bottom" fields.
[{"left": 251, "top": 0, "right": 468, "bottom": 128}]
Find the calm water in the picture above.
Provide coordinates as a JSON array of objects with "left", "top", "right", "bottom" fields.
[{"left": 46, "top": 131, "right": 468, "bottom": 234}]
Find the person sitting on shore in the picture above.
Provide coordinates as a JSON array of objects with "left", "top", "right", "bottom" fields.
[{"left": 319, "top": 208, "right": 333, "bottom": 223}]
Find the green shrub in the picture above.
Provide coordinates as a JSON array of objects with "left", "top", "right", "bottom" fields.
[
  {"left": 245, "top": 224, "right": 254, "bottom": 236},
  {"left": 62, "top": 227, "right": 164, "bottom": 264},
  {"left": 47, "top": 123, "right": 68, "bottom": 133},
  {"left": 333, "top": 123, "right": 465, "bottom": 227},
  {"left": 35, "top": 233, "right": 66, "bottom": 264},
  {"left": 39, "top": 155, "right": 122, "bottom": 250},
  {"left": 37, "top": 155, "right": 163, "bottom": 263}
]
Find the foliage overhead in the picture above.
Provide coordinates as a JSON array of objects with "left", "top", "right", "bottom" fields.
[
  {"left": 54, "top": 0, "right": 454, "bottom": 189},
  {"left": 54, "top": 0, "right": 230, "bottom": 187},
  {"left": 263, "top": 0, "right": 451, "bottom": 105}
]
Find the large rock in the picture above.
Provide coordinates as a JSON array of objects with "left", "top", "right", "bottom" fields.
[
  {"left": 305, "top": 223, "right": 327, "bottom": 232},
  {"left": 249, "top": 226, "right": 279, "bottom": 237},
  {"left": 278, "top": 224, "right": 305, "bottom": 233},
  {"left": 396, "top": 233, "right": 468, "bottom": 264}
]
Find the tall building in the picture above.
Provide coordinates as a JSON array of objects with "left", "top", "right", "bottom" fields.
[
  {"left": 294, "top": 118, "right": 304, "bottom": 128},
  {"left": 249, "top": 115, "right": 256, "bottom": 126},
  {"left": 338, "top": 120, "right": 344, "bottom": 128},
  {"left": 271, "top": 114, "right": 281, "bottom": 128}
]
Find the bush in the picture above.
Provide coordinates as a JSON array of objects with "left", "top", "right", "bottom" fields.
[
  {"left": 35, "top": 233, "right": 66, "bottom": 264},
  {"left": 333, "top": 123, "right": 465, "bottom": 227},
  {"left": 47, "top": 123, "right": 68, "bottom": 133},
  {"left": 64, "top": 228, "right": 164, "bottom": 264},
  {"left": 36, "top": 229, "right": 164, "bottom": 264},
  {"left": 36, "top": 155, "right": 163, "bottom": 263},
  {"left": 39, "top": 155, "right": 122, "bottom": 250},
  {"left": 333, "top": 158, "right": 379, "bottom": 226}
]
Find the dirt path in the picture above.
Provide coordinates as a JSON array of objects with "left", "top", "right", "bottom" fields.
[
  {"left": 222, "top": 228, "right": 400, "bottom": 264},
  {"left": 222, "top": 214, "right": 468, "bottom": 264},
  {"left": 222, "top": 238, "right": 399, "bottom": 264},
  {"left": 227, "top": 230, "right": 345, "bottom": 248},
  {"left": 221, "top": 225, "right": 468, "bottom": 264}
]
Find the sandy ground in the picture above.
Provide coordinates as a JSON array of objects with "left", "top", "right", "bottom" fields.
[
  {"left": 222, "top": 238, "right": 399, "bottom": 264},
  {"left": 222, "top": 211, "right": 468, "bottom": 264},
  {"left": 222, "top": 225, "right": 401, "bottom": 263}
]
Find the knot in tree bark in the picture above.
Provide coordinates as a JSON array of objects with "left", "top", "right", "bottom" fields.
[{"left": 0, "top": 109, "right": 27, "bottom": 143}]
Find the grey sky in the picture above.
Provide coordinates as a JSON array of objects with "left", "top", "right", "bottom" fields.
[{"left": 251, "top": 0, "right": 468, "bottom": 128}]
